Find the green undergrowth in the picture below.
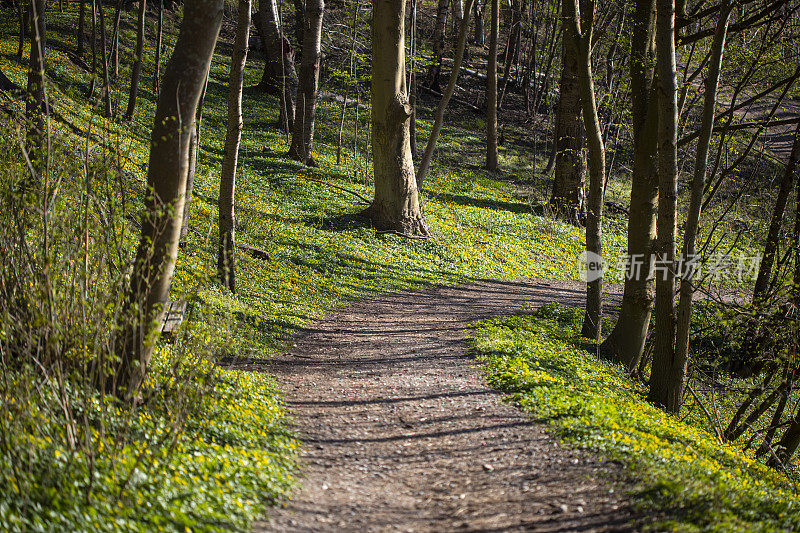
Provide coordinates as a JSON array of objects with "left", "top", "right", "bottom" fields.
[{"left": 470, "top": 304, "right": 800, "bottom": 532}]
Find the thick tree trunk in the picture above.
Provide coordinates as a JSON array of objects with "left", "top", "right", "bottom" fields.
[
  {"left": 219, "top": 0, "right": 251, "bottom": 293},
  {"left": 549, "top": 38, "right": 585, "bottom": 224},
  {"left": 254, "top": 0, "right": 298, "bottom": 132},
  {"left": 288, "top": 0, "right": 323, "bottom": 165},
  {"left": 115, "top": 0, "right": 223, "bottom": 399},
  {"left": 647, "top": 0, "right": 681, "bottom": 414},
  {"left": 125, "top": 0, "right": 147, "bottom": 120},
  {"left": 674, "top": 2, "right": 733, "bottom": 388},
  {"left": 364, "top": 0, "right": 427, "bottom": 236},
  {"left": 26, "top": 0, "right": 47, "bottom": 142},
  {"left": 428, "top": 0, "right": 450, "bottom": 91},
  {"left": 416, "top": 0, "right": 477, "bottom": 187},
  {"left": 753, "top": 121, "right": 800, "bottom": 301},
  {"left": 486, "top": 0, "right": 499, "bottom": 170},
  {"left": 599, "top": 0, "right": 658, "bottom": 370}
]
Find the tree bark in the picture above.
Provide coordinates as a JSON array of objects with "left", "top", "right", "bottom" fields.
[
  {"left": 288, "top": 0, "right": 323, "bottom": 165},
  {"left": 486, "top": 0, "right": 499, "bottom": 170},
  {"left": 599, "top": 0, "right": 659, "bottom": 370},
  {"left": 647, "top": 0, "right": 681, "bottom": 413},
  {"left": 125, "top": 0, "right": 147, "bottom": 120},
  {"left": 219, "top": 0, "right": 251, "bottom": 293},
  {"left": 674, "top": 2, "right": 733, "bottom": 392},
  {"left": 452, "top": 0, "right": 464, "bottom": 38},
  {"left": 364, "top": 0, "right": 428, "bottom": 236},
  {"left": 115, "top": 0, "right": 223, "bottom": 399},
  {"left": 549, "top": 37, "right": 585, "bottom": 224}
]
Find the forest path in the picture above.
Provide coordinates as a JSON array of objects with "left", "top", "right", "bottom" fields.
[{"left": 256, "top": 279, "right": 640, "bottom": 532}]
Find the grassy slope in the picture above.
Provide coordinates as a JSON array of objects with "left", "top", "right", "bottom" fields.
[{"left": 471, "top": 305, "right": 800, "bottom": 532}]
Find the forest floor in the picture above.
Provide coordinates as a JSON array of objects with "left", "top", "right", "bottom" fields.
[{"left": 252, "top": 279, "right": 643, "bottom": 532}]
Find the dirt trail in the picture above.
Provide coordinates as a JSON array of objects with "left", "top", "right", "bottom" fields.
[{"left": 255, "top": 279, "right": 641, "bottom": 532}]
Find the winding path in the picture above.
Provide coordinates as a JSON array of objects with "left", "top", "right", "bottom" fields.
[{"left": 255, "top": 279, "right": 641, "bottom": 532}]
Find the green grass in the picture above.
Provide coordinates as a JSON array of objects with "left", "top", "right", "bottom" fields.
[{"left": 470, "top": 304, "right": 800, "bottom": 532}]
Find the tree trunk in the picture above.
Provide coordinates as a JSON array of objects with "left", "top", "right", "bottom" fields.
[
  {"left": 26, "top": 0, "right": 47, "bottom": 142},
  {"left": 473, "top": 0, "right": 484, "bottom": 46},
  {"left": 674, "top": 2, "right": 733, "bottom": 391},
  {"left": 599, "top": 0, "right": 658, "bottom": 370},
  {"left": 97, "top": 0, "right": 113, "bottom": 117},
  {"left": 77, "top": 0, "right": 86, "bottom": 56},
  {"left": 486, "top": 0, "right": 499, "bottom": 171},
  {"left": 364, "top": 0, "right": 427, "bottom": 236},
  {"left": 180, "top": 78, "right": 208, "bottom": 242},
  {"left": 428, "top": 0, "right": 450, "bottom": 91},
  {"left": 110, "top": 0, "right": 122, "bottom": 79},
  {"left": 416, "top": 0, "right": 477, "bottom": 187},
  {"left": 154, "top": 0, "right": 163, "bottom": 94},
  {"left": 17, "top": 4, "right": 27, "bottom": 61},
  {"left": 549, "top": 38, "right": 585, "bottom": 224},
  {"left": 114, "top": 0, "right": 223, "bottom": 399},
  {"left": 647, "top": 0, "right": 681, "bottom": 414},
  {"left": 219, "top": 0, "right": 251, "bottom": 293},
  {"left": 409, "top": 0, "right": 418, "bottom": 159},
  {"left": 288, "top": 0, "right": 323, "bottom": 165},
  {"left": 564, "top": 0, "right": 605, "bottom": 342},
  {"left": 254, "top": 0, "right": 298, "bottom": 132},
  {"left": 125, "top": 0, "right": 147, "bottom": 120},
  {"left": 753, "top": 121, "right": 800, "bottom": 301},
  {"left": 452, "top": 0, "right": 464, "bottom": 38}
]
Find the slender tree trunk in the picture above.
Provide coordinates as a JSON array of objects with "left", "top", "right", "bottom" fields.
[
  {"left": 417, "top": 0, "right": 476, "bottom": 187},
  {"left": 17, "top": 4, "right": 27, "bottom": 61},
  {"left": 110, "top": 0, "right": 122, "bottom": 79},
  {"left": 486, "top": 0, "right": 499, "bottom": 170},
  {"left": 115, "top": 0, "right": 223, "bottom": 399},
  {"left": 408, "top": 0, "right": 418, "bottom": 159},
  {"left": 154, "top": 0, "right": 163, "bottom": 94},
  {"left": 452, "top": 0, "right": 464, "bottom": 38},
  {"left": 26, "top": 0, "right": 46, "bottom": 153},
  {"left": 753, "top": 121, "right": 800, "bottom": 301},
  {"left": 647, "top": 0, "right": 681, "bottom": 414},
  {"left": 288, "top": 0, "right": 323, "bottom": 166},
  {"left": 498, "top": 0, "right": 521, "bottom": 108},
  {"left": 564, "top": 0, "right": 605, "bottom": 342},
  {"left": 428, "top": 0, "right": 450, "bottom": 91},
  {"left": 364, "top": 0, "right": 427, "bottom": 236},
  {"left": 180, "top": 78, "right": 208, "bottom": 242},
  {"left": 549, "top": 38, "right": 585, "bottom": 224},
  {"left": 674, "top": 2, "right": 733, "bottom": 388},
  {"left": 77, "top": 0, "right": 86, "bottom": 56},
  {"left": 292, "top": 0, "right": 305, "bottom": 58},
  {"left": 473, "top": 0, "right": 484, "bottom": 46},
  {"left": 219, "top": 0, "right": 251, "bottom": 293},
  {"left": 254, "top": 0, "right": 298, "bottom": 131},
  {"left": 599, "top": 0, "right": 658, "bottom": 370},
  {"left": 125, "top": 0, "right": 147, "bottom": 120},
  {"left": 97, "top": 0, "right": 113, "bottom": 117}
]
